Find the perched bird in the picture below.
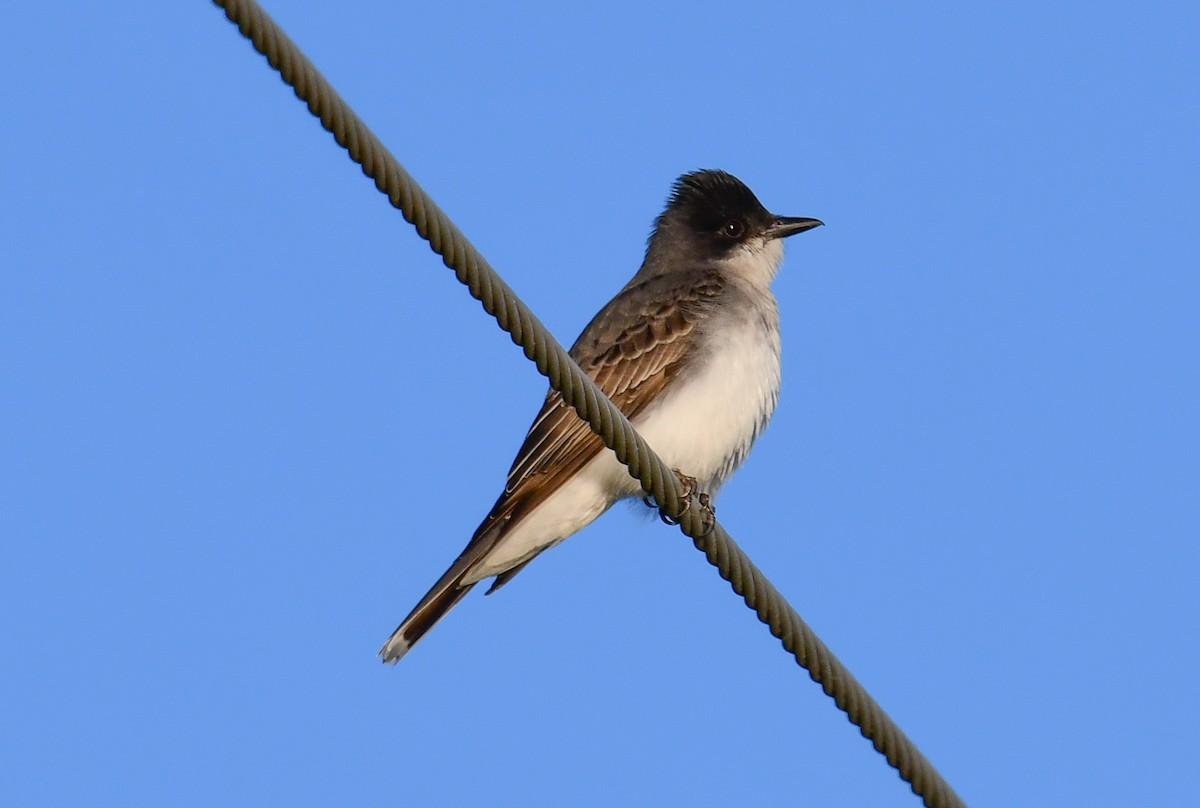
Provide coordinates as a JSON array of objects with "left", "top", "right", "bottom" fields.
[{"left": 380, "top": 169, "right": 822, "bottom": 663}]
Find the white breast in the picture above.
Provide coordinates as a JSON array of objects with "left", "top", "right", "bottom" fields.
[{"left": 628, "top": 299, "right": 781, "bottom": 494}]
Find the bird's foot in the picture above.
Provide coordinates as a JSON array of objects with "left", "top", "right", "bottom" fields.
[
  {"left": 643, "top": 472, "right": 681, "bottom": 513},
  {"left": 653, "top": 469, "right": 715, "bottom": 535},
  {"left": 643, "top": 470, "right": 715, "bottom": 533},
  {"left": 695, "top": 491, "right": 717, "bottom": 536},
  {"left": 654, "top": 469, "right": 694, "bottom": 525}
]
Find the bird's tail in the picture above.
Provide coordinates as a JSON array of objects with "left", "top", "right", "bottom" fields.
[
  {"left": 379, "top": 515, "right": 512, "bottom": 664},
  {"left": 380, "top": 497, "right": 521, "bottom": 663},
  {"left": 379, "top": 569, "right": 477, "bottom": 664}
]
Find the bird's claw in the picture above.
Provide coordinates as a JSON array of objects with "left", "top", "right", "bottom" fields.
[
  {"left": 655, "top": 469, "right": 693, "bottom": 525},
  {"left": 654, "top": 470, "right": 715, "bottom": 534},
  {"left": 694, "top": 491, "right": 716, "bottom": 536}
]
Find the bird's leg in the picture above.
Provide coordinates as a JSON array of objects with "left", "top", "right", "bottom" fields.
[
  {"left": 692, "top": 490, "right": 717, "bottom": 536},
  {"left": 654, "top": 469, "right": 716, "bottom": 536},
  {"left": 642, "top": 470, "right": 694, "bottom": 515},
  {"left": 644, "top": 470, "right": 716, "bottom": 533},
  {"left": 656, "top": 469, "right": 694, "bottom": 525}
]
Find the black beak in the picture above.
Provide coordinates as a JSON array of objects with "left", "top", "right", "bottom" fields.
[{"left": 765, "top": 216, "right": 824, "bottom": 239}]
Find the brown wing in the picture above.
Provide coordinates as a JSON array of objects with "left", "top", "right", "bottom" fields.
[{"left": 476, "top": 269, "right": 726, "bottom": 590}]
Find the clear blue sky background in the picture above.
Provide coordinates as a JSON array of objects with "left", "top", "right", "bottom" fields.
[{"left": 3, "top": 2, "right": 1196, "bottom": 806}]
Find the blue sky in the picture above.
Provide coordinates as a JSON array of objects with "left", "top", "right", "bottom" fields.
[{"left": 3, "top": 1, "right": 1197, "bottom": 805}]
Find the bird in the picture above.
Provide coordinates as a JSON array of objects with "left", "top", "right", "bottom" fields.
[{"left": 380, "top": 169, "right": 822, "bottom": 663}]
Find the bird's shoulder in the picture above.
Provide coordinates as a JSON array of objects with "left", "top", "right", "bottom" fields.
[{"left": 569, "top": 267, "right": 728, "bottom": 373}]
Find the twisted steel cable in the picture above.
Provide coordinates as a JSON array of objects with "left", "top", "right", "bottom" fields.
[{"left": 209, "top": 2, "right": 966, "bottom": 805}]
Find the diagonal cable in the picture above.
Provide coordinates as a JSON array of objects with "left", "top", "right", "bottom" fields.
[{"left": 208, "top": 2, "right": 966, "bottom": 806}]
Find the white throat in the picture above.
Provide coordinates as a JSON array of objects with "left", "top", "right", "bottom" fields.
[{"left": 722, "top": 236, "right": 784, "bottom": 287}]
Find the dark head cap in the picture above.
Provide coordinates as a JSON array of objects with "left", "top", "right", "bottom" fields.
[{"left": 647, "top": 169, "right": 822, "bottom": 264}]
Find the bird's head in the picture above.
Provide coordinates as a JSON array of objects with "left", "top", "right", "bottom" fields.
[{"left": 646, "top": 169, "right": 822, "bottom": 285}]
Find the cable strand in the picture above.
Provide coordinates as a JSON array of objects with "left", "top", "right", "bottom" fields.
[{"left": 210, "top": 2, "right": 965, "bottom": 805}]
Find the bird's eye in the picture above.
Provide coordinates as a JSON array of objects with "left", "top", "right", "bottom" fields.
[{"left": 722, "top": 220, "right": 745, "bottom": 239}]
